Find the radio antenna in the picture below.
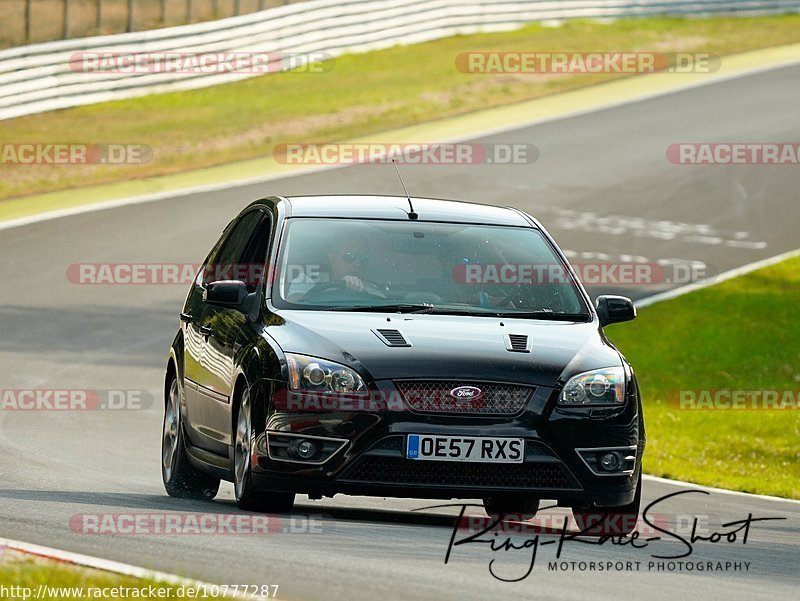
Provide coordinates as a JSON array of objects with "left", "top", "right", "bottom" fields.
[{"left": 391, "top": 159, "right": 418, "bottom": 220}]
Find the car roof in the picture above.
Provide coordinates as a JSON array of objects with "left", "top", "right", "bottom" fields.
[{"left": 249, "top": 195, "right": 534, "bottom": 227}]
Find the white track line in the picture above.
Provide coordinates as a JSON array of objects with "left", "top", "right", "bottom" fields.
[
  {"left": 637, "top": 247, "right": 800, "bottom": 308},
  {"left": 0, "top": 537, "right": 273, "bottom": 600},
  {"left": 642, "top": 475, "right": 800, "bottom": 506},
  {"left": 2, "top": 57, "right": 800, "bottom": 234},
  {"left": 0, "top": 163, "right": 338, "bottom": 233}
]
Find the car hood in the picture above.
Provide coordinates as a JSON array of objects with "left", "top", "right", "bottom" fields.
[{"left": 266, "top": 311, "right": 621, "bottom": 387}]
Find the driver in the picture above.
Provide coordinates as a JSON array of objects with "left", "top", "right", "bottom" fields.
[{"left": 286, "top": 235, "right": 382, "bottom": 301}]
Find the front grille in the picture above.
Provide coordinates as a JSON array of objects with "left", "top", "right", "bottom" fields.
[
  {"left": 394, "top": 380, "right": 533, "bottom": 415},
  {"left": 341, "top": 457, "right": 576, "bottom": 489},
  {"left": 369, "top": 437, "right": 405, "bottom": 452}
]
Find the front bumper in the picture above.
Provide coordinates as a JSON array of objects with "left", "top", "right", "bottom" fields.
[{"left": 253, "top": 380, "right": 644, "bottom": 507}]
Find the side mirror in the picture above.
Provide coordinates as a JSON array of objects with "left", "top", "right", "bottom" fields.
[
  {"left": 204, "top": 280, "right": 248, "bottom": 308},
  {"left": 595, "top": 295, "right": 636, "bottom": 326}
]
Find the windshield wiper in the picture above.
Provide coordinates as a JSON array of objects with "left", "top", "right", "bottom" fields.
[
  {"left": 493, "top": 310, "right": 591, "bottom": 321},
  {"left": 329, "top": 305, "right": 589, "bottom": 320},
  {"left": 329, "top": 303, "right": 436, "bottom": 314},
  {"left": 423, "top": 308, "right": 590, "bottom": 319}
]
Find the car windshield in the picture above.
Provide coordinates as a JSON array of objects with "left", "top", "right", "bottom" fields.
[{"left": 271, "top": 218, "right": 588, "bottom": 318}]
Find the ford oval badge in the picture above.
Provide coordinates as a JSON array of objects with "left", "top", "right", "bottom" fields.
[{"left": 449, "top": 386, "right": 483, "bottom": 401}]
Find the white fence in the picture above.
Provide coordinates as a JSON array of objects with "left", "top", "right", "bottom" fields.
[{"left": 1, "top": 0, "right": 798, "bottom": 121}]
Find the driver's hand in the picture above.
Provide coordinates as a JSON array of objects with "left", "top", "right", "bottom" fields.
[{"left": 341, "top": 275, "right": 365, "bottom": 292}]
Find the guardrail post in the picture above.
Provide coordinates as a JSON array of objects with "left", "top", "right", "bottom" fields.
[
  {"left": 213, "top": 0, "right": 219, "bottom": 17},
  {"left": 97, "top": 0, "right": 103, "bottom": 31},
  {"left": 234, "top": 0, "right": 241, "bottom": 16},
  {"left": 259, "top": 0, "right": 265, "bottom": 10},
  {"left": 160, "top": 0, "right": 166, "bottom": 24},
  {"left": 187, "top": 0, "right": 193, "bottom": 22},
  {"left": 127, "top": 0, "right": 133, "bottom": 32},
  {"left": 24, "top": 0, "right": 31, "bottom": 42},
  {"left": 63, "top": 0, "right": 69, "bottom": 39}
]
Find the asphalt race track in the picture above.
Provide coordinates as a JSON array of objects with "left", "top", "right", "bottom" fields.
[{"left": 1, "top": 65, "right": 799, "bottom": 600}]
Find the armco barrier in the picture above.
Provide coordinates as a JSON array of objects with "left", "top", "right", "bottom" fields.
[{"left": 1, "top": 0, "right": 798, "bottom": 121}]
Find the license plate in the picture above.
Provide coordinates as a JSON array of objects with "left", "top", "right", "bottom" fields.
[{"left": 406, "top": 435, "right": 524, "bottom": 463}]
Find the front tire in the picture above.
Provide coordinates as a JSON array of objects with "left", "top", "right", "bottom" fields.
[
  {"left": 233, "top": 386, "right": 295, "bottom": 513},
  {"left": 162, "top": 374, "right": 220, "bottom": 500},
  {"left": 572, "top": 473, "right": 642, "bottom": 536}
]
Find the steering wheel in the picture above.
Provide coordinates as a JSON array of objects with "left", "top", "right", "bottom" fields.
[
  {"left": 302, "top": 279, "right": 386, "bottom": 303},
  {"left": 403, "top": 291, "right": 443, "bottom": 304},
  {"left": 478, "top": 283, "right": 519, "bottom": 309}
]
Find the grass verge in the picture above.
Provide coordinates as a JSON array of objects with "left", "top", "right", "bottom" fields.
[
  {"left": 0, "top": 557, "right": 232, "bottom": 601},
  {"left": 2, "top": 15, "right": 800, "bottom": 201},
  {"left": 606, "top": 257, "right": 800, "bottom": 499}
]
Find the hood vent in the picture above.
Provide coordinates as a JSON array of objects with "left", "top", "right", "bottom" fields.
[
  {"left": 506, "top": 334, "right": 530, "bottom": 353},
  {"left": 373, "top": 329, "right": 411, "bottom": 347}
]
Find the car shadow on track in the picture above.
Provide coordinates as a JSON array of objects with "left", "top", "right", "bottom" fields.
[
  {"left": 0, "top": 488, "right": 464, "bottom": 529},
  {"left": 0, "top": 489, "right": 234, "bottom": 513},
  {"left": 0, "top": 489, "right": 578, "bottom": 537}
]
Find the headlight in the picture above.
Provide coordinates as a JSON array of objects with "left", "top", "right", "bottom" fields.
[
  {"left": 285, "top": 353, "right": 367, "bottom": 394},
  {"left": 559, "top": 366, "right": 625, "bottom": 406}
]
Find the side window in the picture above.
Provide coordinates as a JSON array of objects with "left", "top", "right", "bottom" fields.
[
  {"left": 239, "top": 214, "right": 273, "bottom": 292},
  {"left": 202, "top": 211, "right": 263, "bottom": 287}
]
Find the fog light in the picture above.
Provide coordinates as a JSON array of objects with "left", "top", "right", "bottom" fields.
[
  {"left": 599, "top": 452, "right": 620, "bottom": 471},
  {"left": 288, "top": 439, "right": 318, "bottom": 460}
]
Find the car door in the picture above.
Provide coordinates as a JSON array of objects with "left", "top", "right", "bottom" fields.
[
  {"left": 181, "top": 222, "right": 233, "bottom": 451},
  {"left": 191, "top": 210, "right": 272, "bottom": 455}
]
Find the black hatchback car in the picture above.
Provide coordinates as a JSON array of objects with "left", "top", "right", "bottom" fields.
[{"left": 162, "top": 195, "right": 644, "bottom": 534}]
